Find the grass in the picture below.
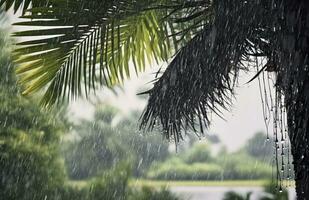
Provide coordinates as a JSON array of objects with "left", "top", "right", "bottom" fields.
[
  {"left": 129, "top": 179, "right": 269, "bottom": 187},
  {"left": 69, "top": 179, "right": 295, "bottom": 189}
]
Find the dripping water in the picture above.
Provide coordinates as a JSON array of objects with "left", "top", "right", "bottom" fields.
[{"left": 256, "top": 57, "right": 292, "bottom": 191}]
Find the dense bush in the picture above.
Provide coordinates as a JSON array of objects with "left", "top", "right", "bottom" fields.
[
  {"left": 129, "top": 187, "right": 180, "bottom": 200},
  {"left": 216, "top": 152, "right": 272, "bottom": 180},
  {"left": 46, "top": 164, "right": 181, "bottom": 200},
  {"left": 35, "top": 163, "right": 131, "bottom": 200},
  {"left": 0, "top": 131, "right": 66, "bottom": 200},
  {"left": 88, "top": 163, "right": 130, "bottom": 200},
  {"left": 0, "top": 27, "right": 68, "bottom": 200},
  {"left": 147, "top": 157, "right": 223, "bottom": 180},
  {"left": 147, "top": 153, "right": 272, "bottom": 180},
  {"left": 0, "top": 82, "right": 67, "bottom": 200}
]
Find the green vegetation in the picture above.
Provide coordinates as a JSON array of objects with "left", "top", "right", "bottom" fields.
[
  {"left": 0, "top": 25, "right": 180, "bottom": 200},
  {"left": 129, "top": 187, "right": 180, "bottom": 200},
  {"left": 0, "top": 26, "right": 67, "bottom": 200},
  {"left": 0, "top": 15, "right": 290, "bottom": 199},
  {"left": 2, "top": 1, "right": 309, "bottom": 197},
  {"left": 147, "top": 142, "right": 272, "bottom": 180},
  {"left": 63, "top": 103, "right": 273, "bottom": 182},
  {"left": 63, "top": 108, "right": 170, "bottom": 180},
  {"left": 130, "top": 180, "right": 269, "bottom": 187},
  {"left": 0, "top": 29, "right": 278, "bottom": 197}
]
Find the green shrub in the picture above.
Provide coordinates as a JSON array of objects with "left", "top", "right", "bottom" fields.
[
  {"left": 147, "top": 157, "right": 223, "bottom": 180},
  {"left": 49, "top": 163, "right": 131, "bottom": 200},
  {"left": 216, "top": 153, "right": 272, "bottom": 180},
  {"left": 129, "top": 186, "right": 180, "bottom": 200},
  {"left": 88, "top": 163, "right": 130, "bottom": 200},
  {"left": 53, "top": 163, "right": 181, "bottom": 200},
  {"left": 0, "top": 131, "right": 66, "bottom": 200},
  {"left": 0, "top": 33, "right": 69, "bottom": 200},
  {"left": 147, "top": 153, "right": 272, "bottom": 180}
]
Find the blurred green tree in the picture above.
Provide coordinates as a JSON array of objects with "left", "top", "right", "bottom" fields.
[
  {"left": 64, "top": 122, "right": 126, "bottom": 179},
  {"left": 64, "top": 106, "right": 170, "bottom": 179},
  {"left": 0, "top": 23, "right": 68, "bottom": 200}
]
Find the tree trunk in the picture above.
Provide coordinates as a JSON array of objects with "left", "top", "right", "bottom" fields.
[{"left": 281, "top": 0, "right": 309, "bottom": 199}]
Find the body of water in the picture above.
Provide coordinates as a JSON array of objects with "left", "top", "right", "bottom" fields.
[{"left": 171, "top": 186, "right": 296, "bottom": 200}]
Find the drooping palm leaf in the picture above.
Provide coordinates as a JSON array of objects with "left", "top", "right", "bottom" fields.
[
  {"left": 140, "top": 0, "right": 275, "bottom": 141},
  {"left": 3, "top": 0, "right": 173, "bottom": 107}
]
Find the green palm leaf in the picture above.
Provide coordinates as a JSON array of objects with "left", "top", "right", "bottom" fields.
[{"left": 5, "top": 0, "right": 173, "bottom": 107}]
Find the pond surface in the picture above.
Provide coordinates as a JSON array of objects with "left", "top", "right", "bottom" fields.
[{"left": 171, "top": 186, "right": 296, "bottom": 200}]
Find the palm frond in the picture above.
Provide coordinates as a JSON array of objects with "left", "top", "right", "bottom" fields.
[
  {"left": 0, "top": 0, "right": 51, "bottom": 13},
  {"left": 140, "top": 0, "right": 274, "bottom": 141},
  {"left": 11, "top": 0, "right": 172, "bottom": 107},
  {"left": 140, "top": 26, "right": 236, "bottom": 143}
]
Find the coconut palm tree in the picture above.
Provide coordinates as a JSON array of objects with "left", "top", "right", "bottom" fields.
[{"left": 1, "top": 0, "right": 309, "bottom": 199}]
